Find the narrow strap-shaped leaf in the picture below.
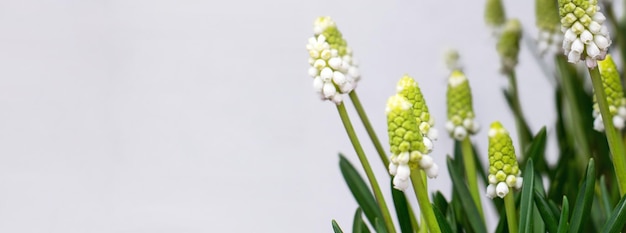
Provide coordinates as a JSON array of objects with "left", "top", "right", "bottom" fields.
[
  {"left": 534, "top": 190, "right": 558, "bottom": 233},
  {"left": 339, "top": 154, "right": 383, "bottom": 227},
  {"left": 519, "top": 160, "right": 535, "bottom": 233},
  {"left": 374, "top": 218, "right": 388, "bottom": 233},
  {"left": 600, "top": 192, "right": 626, "bottom": 233},
  {"left": 569, "top": 159, "right": 596, "bottom": 233},
  {"left": 446, "top": 157, "right": 487, "bottom": 233},
  {"left": 432, "top": 205, "right": 453, "bottom": 233},
  {"left": 432, "top": 191, "right": 449, "bottom": 216},
  {"left": 352, "top": 208, "right": 370, "bottom": 233},
  {"left": 332, "top": 220, "right": 344, "bottom": 233},
  {"left": 557, "top": 196, "right": 569, "bottom": 233},
  {"left": 526, "top": 127, "right": 549, "bottom": 172},
  {"left": 391, "top": 182, "right": 413, "bottom": 233},
  {"left": 599, "top": 176, "right": 613, "bottom": 218}
]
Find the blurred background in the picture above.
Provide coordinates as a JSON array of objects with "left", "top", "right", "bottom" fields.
[{"left": 0, "top": 0, "right": 583, "bottom": 232}]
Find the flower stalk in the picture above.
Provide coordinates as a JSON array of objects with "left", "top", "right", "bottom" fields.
[
  {"left": 461, "top": 137, "right": 484, "bottom": 218},
  {"left": 410, "top": 171, "right": 441, "bottom": 233},
  {"left": 349, "top": 91, "right": 390, "bottom": 167},
  {"left": 504, "top": 193, "right": 519, "bottom": 233}
]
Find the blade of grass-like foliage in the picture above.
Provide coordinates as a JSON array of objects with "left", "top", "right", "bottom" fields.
[
  {"left": 332, "top": 220, "right": 344, "bottom": 233},
  {"left": 446, "top": 157, "right": 487, "bottom": 233},
  {"left": 519, "top": 160, "right": 535, "bottom": 233},
  {"left": 339, "top": 154, "right": 383, "bottom": 227},
  {"left": 534, "top": 190, "right": 558, "bottom": 233},
  {"left": 432, "top": 191, "right": 449, "bottom": 216},
  {"left": 391, "top": 183, "right": 413, "bottom": 233},
  {"left": 569, "top": 159, "right": 596, "bottom": 233},
  {"left": 599, "top": 176, "right": 613, "bottom": 218},
  {"left": 353, "top": 208, "right": 371, "bottom": 233},
  {"left": 557, "top": 196, "right": 569, "bottom": 233},
  {"left": 375, "top": 218, "right": 388, "bottom": 233},
  {"left": 600, "top": 192, "right": 626, "bottom": 233},
  {"left": 526, "top": 127, "right": 549, "bottom": 172},
  {"left": 433, "top": 205, "right": 453, "bottom": 233}
]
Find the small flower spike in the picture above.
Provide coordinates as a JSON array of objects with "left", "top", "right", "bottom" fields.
[
  {"left": 497, "top": 19, "right": 522, "bottom": 73},
  {"left": 396, "top": 75, "right": 438, "bottom": 153},
  {"left": 444, "top": 49, "right": 462, "bottom": 72},
  {"left": 486, "top": 122, "right": 523, "bottom": 199},
  {"left": 559, "top": 0, "right": 611, "bottom": 68},
  {"left": 592, "top": 55, "right": 626, "bottom": 131},
  {"left": 387, "top": 94, "right": 438, "bottom": 191},
  {"left": 536, "top": 0, "right": 563, "bottom": 55},
  {"left": 485, "top": 0, "right": 507, "bottom": 33},
  {"left": 306, "top": 16, "right": 361, "bottom": 104},
  {"left": 446, "top": 71, "right": 480, "bottom": 141}
]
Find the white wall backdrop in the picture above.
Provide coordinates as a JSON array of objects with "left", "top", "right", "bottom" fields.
[{"left": 0, "top": 0, "right": 566, "bottom": 232}]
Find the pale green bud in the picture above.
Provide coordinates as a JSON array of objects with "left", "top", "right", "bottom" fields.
[
  {"left": 592, "top": 54, "right": 626, "bottom": 131},
  {"left": 446, "top": 71, "right": 479, "bottom": 140},
  {"left": 486, "top": 121, "right": 522, "bottom": 198},
  {"left": 485, "top": 0, "right": 507, "bottom": 28},
  {"left": 536, "top": 0, "right": 561, "bottom": 32},
  {"left": 497, "top": 19, "right": 522, "bottom": 73},
  {"left": 396, "top": 75, "right": 438, "bottom": 142}
]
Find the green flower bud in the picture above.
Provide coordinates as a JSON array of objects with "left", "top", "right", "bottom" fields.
[
  {"left": 486, "top": 121, "right": 522, "bottom": 199},
  {"left": 446, "top": 71, "right": 479, "bottom": 140},
  {"left": 592, "top": 54, "right": 626, "bottom": 131},
  {"left": 497, "top": 19, "right": 522, "bottom": 73},
  {"left": 536, "top": 0, "right": 561, "bottom": 32},
  {"left": 396, "top": 75, "right": 438, "bottom": 144},
  {"left": 485, "top": 0, "right": 507, "bottom": 28}
]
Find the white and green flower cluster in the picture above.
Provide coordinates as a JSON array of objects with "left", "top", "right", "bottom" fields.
[
  {"left": 446, "top": 71, "right": 480, "bottom": 140},
  {"left": 593, "top": 55, "right": 626, "bottom": 132},
  {"left": 559, "top": 0, "right": 611, "bottom": 68},
  {"left": 306, "top": 16, "right": 361, "bottom": 104},
  {"left": 386, "top": 76, "right": 439, "bottom": 191},
  {"left": 536, "top": 0, "right": 563, "bottom": 55},
  {"left": 486, "top": 122, "right": 523, "bottom": 199},
  {"left": 497, "top": 19, "right": 523, "bottom": 73}
]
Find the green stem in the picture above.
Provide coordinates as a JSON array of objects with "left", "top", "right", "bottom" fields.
[
  {"left": 504, "top": 194, "right": 519, "bottom": 233},
  {"left": 335, "top": 103, "right": 396, "bottom": 233},
  {"left": 410, "top": 170, "right": 441, "bottom": 233},
  {"left": 507, "top": 71, "right": 531, "bottom": 152},
  {"left": 556, "top": 56, "right": 591, "bottom": 172},
  {"left": 461, "top": 137, "right": 484, "bottom": 219},
  {"left": 349, "top": 91, "right": 390, "bottom": 167},
  {"left": 589, "top": 67, "right": 626, "bottom": 196}
]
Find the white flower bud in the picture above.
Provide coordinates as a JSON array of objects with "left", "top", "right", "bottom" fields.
[
  {"left": 496, "top": 182, "right": 510, "bottom": 198},
  {"left": 423, "top": 137, "right": 433, "bottom": 153},
  {"left": 313, "top": 76, "right": 324, "bottom": 92},
  {"left": 613, "top": 116, "right": 625, "bottom": 129},
  {"left": 580, "top": 30, "right": 593, "bottom": 44},
  {"left": 332, "top": 71, "right": 346, "bottom": 85},
  {"left": 586, "top": 42, "right": 600, "bottom": 58},
  {"left": 594, "top": 35, "right": 609, "bottom": 49},
  {"left": 594, "top": 116, "right": 605, "bottom": 132},
  {"left": 488, "top": 174, "right": 497, "bottom": 184},
  {"left": 427, "top": 128, "right": 439, "bottom": 141},
  {"left": 328, "top": 57, "right": 342, "bottom": 70},
  {"left": 571, "top": 39, "right": 584, "bottom": 53},
  {"left": 515, "top": 177, "right": 523, "bottom": 189},
  {"left": 393, "top": 176, "right": 410, "bottom": 191},
  {"left": 426, "top": 163, "right": 439, "bottom": 178},
  {"left": 486, "top": 184, "right": 496, "bottom": 199},
  {"left": 388, "top": 162, "right": 398, "bottom": 175},
  {"left": 419, "top": 155, "right": 434, "bottom": 169},
  {"left": 320, "top": 68, "right": 333, "bottom": 81},
  {"left": 322, "top": 82, "right": 336, "bottom": 98},
  {"left": 453, "top": 126, "right": 467, "bottom": 140},
  {"left": 445, "top": 121, "right": 455, "bottom": 132}
]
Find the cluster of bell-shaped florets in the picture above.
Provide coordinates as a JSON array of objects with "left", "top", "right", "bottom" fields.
[
  {"left": 497, "top": 19, "right": 523, "bottom": 73},
  {"left": 559, "top": 0, "right": 611, "bottom": 68},
  {"left": 486, "top": 122, "right": 523, "bottom": 199},
  {"left": 536, "top": 0, "right": 564, "bottom": 55},
  {"left": 306, "top": 16, "right": 361, "bottom": 104},
  {"left": 446, "top": 70, "right": 480, "bottom": 140},
  {"left": 386, "top": 91, "right": 439, "bottom": 191},
  {"left": 593, "top": 55, "right": 626, "bottom": 132},
  {"left": 396, "top": 75, "right": 439, "bottom": 153}
]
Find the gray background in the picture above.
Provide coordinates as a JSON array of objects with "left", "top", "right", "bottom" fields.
[{"left": 0, "top": 0, "right": 580, "bottom": 232}]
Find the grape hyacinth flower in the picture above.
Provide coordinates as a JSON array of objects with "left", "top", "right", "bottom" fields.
[
  {"left": 559, "top": 0, "right": 611, "bottom": 68},
  {"left": 386, "top": 94, "right": 438, "bottom": 191},
  {"left": 536, "top": 0, "right": 563, "bottom": 55},
  {"left": 497, "top": 19, "right": 523, "bottom": 73},
  {"left": 592, "top": 55, "right": 626, "bottom": 131},
  {"left": 306, "top": 16, "right": 361, "bottom": 104},
  {"left": 486, "top": 122, "right": 523, "bottom": 199},
  {"left": 485, "top": 0, "right": 507, "bottom": 34},
  {"left": 446, "top": 70, "right": 480, "bottom": 141},
  {"left": 396, "top": 75, "right": 438, "bottom": 153}
]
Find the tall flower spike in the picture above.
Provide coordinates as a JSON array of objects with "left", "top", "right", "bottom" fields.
[
  {"left": 446, "top": 71, "right": 480, "bottom": 141},
  {"left": 396, "top": 75, "right": 438, "bottom": 153},
  {"left": 536, "top": 0, "right": 563, "bottom": 55},
  {"left": 386, "top": 94, "right": 438, "bottom": 191},
  {"left": 559, "top": 0, "right": 611, "bottom": 68},
  {"left": 497, "top": 19, "right": 522, "bottom": 73},
  {"left": 592, "top": 55, "right": 626, "bottom": 131},
  {"left": 306, "top": 16, "right": 361, "bottom": 104},
  {"left": 485, "top": 0, "right": 507, "bottom": 33},
  {"left": 486, "top": 122, "right": 523, "bottom": 199}
]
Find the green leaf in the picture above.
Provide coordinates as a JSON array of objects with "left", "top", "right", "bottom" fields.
[
  {"left": 433, "top": 205, "right": 454, "bottom": 233},
  {"left": 599, "top": 176, "right": 613, "bottom": 218},
  {"left": 432, "top": 191, "right": 449, "bottom": 216},
  {"left": 446, "top": 157, "right": 487, "bottom": 233},
  {"left": 374, "top": 218, "right": 388, "bottom": 233},
  {"left": 557, "top": 196, "right": 570, "bottom": 233},
  {"left": 332, "top": 220, "right": 344, "bottom": 233},
  {"left": 339, "top": 154, "right": 383, "bottom": 227},
  {"left": 519, "top": 160, "right": 535, "bottom": 233},
  {"left": 535, "top": 190, "right": 558, "bottom": 233},
  {"left": 600, "top": 192, "right": 626, "bottom": 233},
  {"left": 526, "top": 127, "right": 549, "bottom": 172},
  {"left": 352, "top": 208, "right": 370, "bottom": 233},
  {"left": 569, "top": 159, "right": 596, "bottom": 233},
  {"left": 391, "top": 182, "right": 413, "bottom": 233}
]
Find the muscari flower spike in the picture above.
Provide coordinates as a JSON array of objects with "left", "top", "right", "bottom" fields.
[
  {"left": 485, "top": 0, "right": 507, "bottom": 33},
  {"left": 486, "top": 122, "right": 523, "bottom": 199},
  {"left": 592, "top": 55, "right": 626, "bottom": 131},
  {"left": 396, "top": 75, "right": 439, "bottom": 153},
  {"left": 386, "top": 94, "right": 439, "bottom": 191},
  {"left": 559, "top": 0, "right": 611, "bottom": 68},
  {"left": 444, "top": 49, "right": 462, "bottom": 72},
  {"left": 497, "top": 19, "right": 522, "bottom": 73},
  {"left": 446, "top": 71, "right": 480, "bottom": 141},
  {"left": 306, "top": 16, "right": 361, "bottom": 104},
  {"left": 536, "top": 0, "right": 563, "bottom": 55}
]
